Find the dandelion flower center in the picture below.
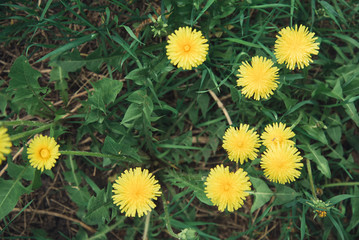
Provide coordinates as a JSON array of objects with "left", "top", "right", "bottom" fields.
[
  {"left": 166, "top": 26, "right": 209, "bottom": 70},
  {"left": 222, "top": 124, "right": 260, "bottom": 164},
  {"left": 237, "top": 56, "right": 279, "bottom": 100},
  {"left": 40, "top": 148, "right": 50, "bottom": 159},
  {"left": 260, "top": 144, "right": 303, "bottom": 184},
  {"left": 27, "top": 135, "right": 60, "bottom": 172},
  {"left": 274, "top": 25, "right": 320, "bottom": 70},
  {"left": 112, "top": 168, "right": 161, "bottom": 217},
  {"left": 205, "top": 165, "right": 251, "bottom": 212}
]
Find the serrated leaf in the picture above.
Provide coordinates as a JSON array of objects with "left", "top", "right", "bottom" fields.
[
  {"left": 83, "top": 189, "right": 110, "bottom": 225},
  {"left": 65, "top": 186, "right": 91, "bottom": 208},
  {"left": 8, "top": 55, "right": 42, "bottom": 92},
  {"left": 88, "top": 78, "right": 123, "bottom": 113},
  {"left": 0, "top": 178, "right": 30, "bottom": 220},
  {"left": 101, "top": 136, "right": 141, "bottom": 163},
  {"left": 250, "top": 177, "right": 273, "bottom": 213}
]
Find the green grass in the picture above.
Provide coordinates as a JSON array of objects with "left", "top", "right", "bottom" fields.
[{"left": 1, "top": 0, "right": 359, "bottom": 239}]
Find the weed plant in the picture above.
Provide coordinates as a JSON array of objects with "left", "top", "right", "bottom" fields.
[{"left": 1, "top": 0, "right": 359, "bottom": 239}]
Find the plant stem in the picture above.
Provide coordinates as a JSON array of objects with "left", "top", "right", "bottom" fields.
[
  {"left": 143, "top": 211, "right": 151, "bottom": 240},
  {"left": 10, "top": 123, "right": 54, "bottom": 141},
  {"left": 306, "top": 158, "right": 317, "bottom": 199},
  {"left": 60, "top": 150, "right": 125, "bottom": 160},
  {"left": 0, "top": 120, "right": 49, "bottom": 127},
  {"left": 161, "top": 195, "right": 179, "bottom": 239},
  {"left": 322, "top": 182, "right": 359, "bottom": 189},
  {"left": 87, "top": 216, "right": 125, "bottom": 240}
]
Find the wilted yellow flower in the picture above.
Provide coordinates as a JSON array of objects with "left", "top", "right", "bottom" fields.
[
  {"left": 0, "top": 127, "right": 12, "bottom": 164},
  {"left": 222, "top": 124, "right": 260, "bottom": 164},
  {"left": 237, "top": 56, "right": 279, "bottom": 100},
  {"left": 27, "top": 135, "right": 60, "bottom": 171},
  {"left": 316, "top": 210, "right": 327, "bottom": 218},
  {"left": 112, "top": 168, "right": 161, "bottom": 217},
  {"left": 274, "top": 25, "right": 320, "bottom": 70},
  {"left": 166, "top": 26, "right": 209, "bottom": 70},
  {"left": 261, "top": 144, "right": 303, "bottom": 184},
  {"left": 205, "top": 165, "right": 251, "bottom": 212},
  {"left": 261, "top": 122, "right": 295, "bottom": 148}
]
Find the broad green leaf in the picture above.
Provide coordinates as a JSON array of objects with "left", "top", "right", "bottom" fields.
[
  {"left": 8, "top": 55, "right": 41, "bottom": 92},
  {"left": 301, "top": 124, "right": 328, "bottom": 145},
  {"left": 327, "top": 194, "right": 358, "bottom": 205},
  {"left": 125, "top": 68, "right": 148, "bottom": 85},
  {"left": 7, "top": 161, "right": 35, "bottom": 181},
  {"left": 330, "top": 79, "right": 343, "bottom": 100},
  {"left": 0, "top": 178, "right": 30, "bottom": 220},
  {"left": 250, "top": 177, "right": 273, "bottom": 213},
  {"left": 343, "top": 102, "right": 359, "bottom": 127},
  {"left": 50, "top": 49, "right": 85, "bottom": 72},
  {"left": 83, "top": 189, "right": 110, "bottom": 225},
  {"left": 7, "top": 55, "right": 52, "bottom": 115},
  {"left": 121, "top": 103, "right": 142, "bottom": 128},
  {"left": 305, "top": 145, "right": 331, "bottom": 178},
  {"left": 88, "top": 78, "right": 123, "bottom": 113},
  {"left": 101, "top": 136, "right": 141, "bottom": 163},
  {"left": 197, "top": 94, "right": 209, "bottom": 118},
  {"left": 327, "top": 126, "right": 342, "bottom": 144},
  {"left": 273, "top": 184, "right": 301, "bottom": 206},
  {"left": 65, "top": 186, "right": 91, "bottom": 208},
  {"left": 85, "top": 47, "right": 104, "bottom": 73}
]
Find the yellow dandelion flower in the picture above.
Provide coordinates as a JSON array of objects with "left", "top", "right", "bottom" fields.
[
  {"left": 27, "top": 135, "right": 60, "bottom": 171},
  {"left": 205, "top": 165, "right": 251, "bottom": 212},
  {"left": 261, "top": 144, "right": 303, "bottom": 184},
  {"left": 274, "top": 25, "right": 320, "bottom": 70},
  {"left": 112, "top": 168, "right": 161, "bottom": 217},
  {"left": 261, "top": 122, "right": 295, "bottom": 148},
  {"left": 0, "top": 127, "right": 12, "bottom": 165},
  {"left": 166, "top": 26, "right": 209, "bottom": 70},
  {"left": 222, "top": 124, "right": 260, "bottom": 164},
  {"left": 237, "top": 56, "right": 279, "bottom": 100}
]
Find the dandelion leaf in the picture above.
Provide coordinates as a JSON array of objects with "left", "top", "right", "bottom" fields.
[
  {"left": 0, "top": 179, "right": 30, "bottom": 220},
  {"left": 83, "top": 189, "right": 110, "bottom": 225},
  {"left": 250, "top": 177, "right": 273, "bottom": 213},
  {"left": 273, "top": 184, "right": 301, "bottom": 206}
]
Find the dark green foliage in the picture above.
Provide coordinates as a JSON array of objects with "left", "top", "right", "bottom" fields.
[{"left": 1, "top": 0, "right": 359, "bottom": 239}]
